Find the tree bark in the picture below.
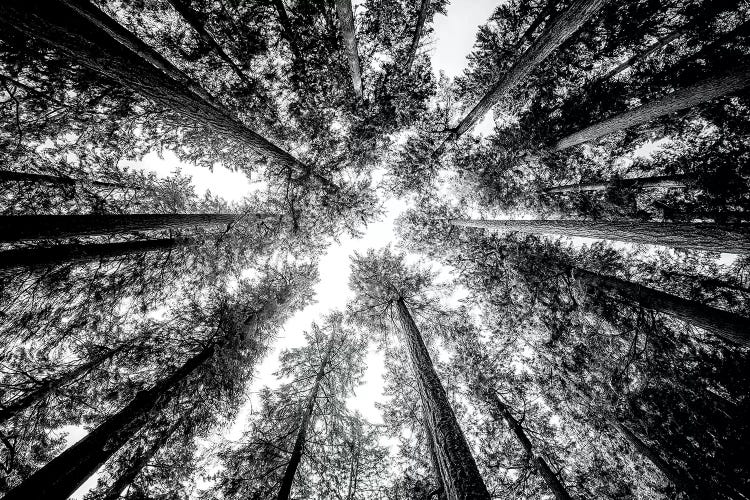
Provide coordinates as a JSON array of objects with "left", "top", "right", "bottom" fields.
[
  {"left": 334, "top": 0, "right": 363, "bottom": 98},
  {"left": 0, "top": 346, "right": 123, "bottom": 424},
  {"left": 450, "top": 0, "right": 609, "bottom": 139},
  {"left": 404, "top": 0, "right": 431, "bottom": 74},
  {"left": 0, "top": 214, "right": 234, "bottom": 242},
  {"left": 394, "top": 298, "right": 491, "bottom": 500},
  {"left": 0, "top": 169, "right": 134, "bottom": 189},
  {"left": 165, "top": 0, "right": 253, "bottom": 86},
  {"left": 0, "top": 0, "right": 307, "bottom": 174},
  {"left": 540, "top": 174, "right": 692, "bottom": 194},
  {"left": 599, "top": 30, "right": 684, "bottom": 83},
  {"left": 514, "top": 0, "right": 559, "bottom": 52},
  {"left": 277, "top": 336, "right": 335, "bottom": 500},
  {"left": 272, "top": 0, "right": 304, "bottom": 72},
  {"left": 450, "top": 219, "right": 750, "bottom": 255},
  {"left": 0, "top": 237, "right": 197, "bottom": 271},
  {"left": 553, "top": 65, "right": 750, "bottom": 151}
]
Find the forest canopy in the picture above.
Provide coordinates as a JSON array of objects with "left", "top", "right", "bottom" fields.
[{"left": 0, "top": 0, "right": 749, "bottom": 499}]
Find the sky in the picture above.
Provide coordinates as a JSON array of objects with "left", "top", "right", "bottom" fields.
[{"left": 67, "top": 2, "right": 501, "bottom": 497}]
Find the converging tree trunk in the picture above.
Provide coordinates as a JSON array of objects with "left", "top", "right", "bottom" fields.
[
  {"left": 277, "top": 336, "right": 335, "bottom": 500},
  {"left": 448, "top": 0, "right": 609, "bottom": 140},
  {"left": 450, "top": 219, "right": 750, "bottom": 255},
  {"left": 404, "top": 0, "right": 431, "bottom": 74},
  {"left": 540, "top": 174, "right": 692, "bottom": 194},
  {"left": 272, "top": 0, "right": 304, "bottom": 71},
  {"left": 514, "top": 0, "right": 559, "bottom": 52},
  {"left": 0, "top": 169, "right": 134, "bottom": 189},
  {"left": 0, "top": 0, "right": 307, "bottom": 174},
  {"left": 0, "top": 237, "right": 198, "bottom": 271},
  {"left": 599, "top": 30, "right": 684, "bottom": 83},
  {"left": 394, "top": 298, "right": 491, "bottom": 500},
  {"left": 553, "top": 65, "right": 750, "bottom": 151},
  {"left": 334, "top": 0, "right": 363, "bottom": 98},
  {"left": 0, "top": 214, "right": 234, "bottom": 242}
]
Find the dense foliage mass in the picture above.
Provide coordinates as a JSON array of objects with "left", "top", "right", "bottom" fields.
[{"left": 0, "top": 0, "right": 748, "bottom": 499}]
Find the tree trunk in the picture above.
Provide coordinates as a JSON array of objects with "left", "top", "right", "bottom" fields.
[
  {"left": 98, "top": 420, "right": 182, "bottom": 500},
  {"left": 540, "top": 174, "right": 692, "bottom": 194},
  {"left": 277, "top": 336, "right": 335, "bottom": 500},
  {"left": 481, "top": 389, "right": 571, "bottom": 500},
  {"left": 0, "top": 346, "right": 123, "bottom": 424},
  {"left": 450, "top": 218, "right": 750, "bottom": 255},
  {"left": 394, "top": 298, "right": 491, "bottom": 500},
  {"left": 0, "top": 214, "right": 234, "bottom": 242},
  {"left": 514, "top": 0, "right": 559, "bottom": 52},
  {"left": 271, "top": 0, "right": 305, "bottom": 72},
  {"left": 334, "top": 0, "right": 363, "bottom": 98},
  {"left": 571, "top": 266, "right": 750, "bottom": 346},
  {"left": 450, "top": 0, "right": 609, "bottom": 139},
  {"left": 404, "top": 0, "right": 431, "bottom": 74},
  {"left": 0, "top": 169, "right": 134, "bottom": 189},
  {"left": 599, "top": 30, "right": 684, "bottom": 83},
  {"left": 553, "top": 65, "right": 750, "bottom": 151},
  {"left": 165, "top": 0, "right": 252, "bottom": 86},
  {"left": 0, "top": 237, "right": 197, "bottom": 271},
  {"left": 0, "top": 0, "right": 307, "bottom": 174}
]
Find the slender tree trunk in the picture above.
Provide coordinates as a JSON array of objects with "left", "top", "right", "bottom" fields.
[
  {"left": 479, "top": 388, "right": 571, "bottom": 500},
  {"left": 599, "top": 30, "right": 684, "bottom": 83},
  {"left": 272, "top": 0, "right": 304, "bottom": 72},
  {"left": 0, "top": 0, "right": 307, "bottom": 174},
  {"left": 0, "top": 346, "right": 123, "bottom": 424},
  {"left": 514, "top": 0, "right": 559, "bottom": 52},
  {"left": 334, "top": 0, "right": 363, "bottom": 98},
  {"left": 0, "top": 170, "right": 133, "bottom": 189},
  {"left": 394, "top": 298, "right": 491, "bottom": 500},
  {"left": 450, "top": 219, "right": 750, "bottom": 255},
  {"left": 553, "top": 65, "right": 750, "bottom": 151},
  {"left": 0, "top": 214, "right": 234, "bottom": 242},
  {"left": 449, "top": 0, "right": 609, "bottom": 139},
  {"left": 277, "top": 337, "right": 335, "bottom": 500},
  {"left": 0, "top": 237, "right": 197, "bottom": 271},
  {"left": 165, "top": 0, "right": 252, "bottom": 86},
  {"left": 540, "top": 174, "right": 692, "bottom": 194},
  {"left": 404, "top": 0, "right": 431, "bottom": 74},
  {"left": 98, "top": 420, "right": 182, "bottom": 500}
]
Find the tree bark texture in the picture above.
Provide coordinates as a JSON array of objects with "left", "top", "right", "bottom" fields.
[
  {"left": 0, "top": 237, "right": 197, "bottom": 271},
  {"left": 0, "top": 214, "right": 234, "bottom": 242},
  {"left": 541, "top": 174, "right": 692, "bottom": 193},
  {"left": 450, "top": 219, "right": 750, "bottom": 255},
  {"left": 334, "top": 0, "right": 363, "bottom": 98},
  {"left": 405, "top": 0, "right": 431, "bottom": 74},
  {"left": 277, "top": 337, "right": 336, "bottom": 500},
  {"left": 514, "top": 0, "right": 558, "bottom": 52},
  {"left": 451, "top": 0, "right": 609, "bottom": 138},
  {"left": 0, "top": 0, "right": 307, "bottom": 173},
  {"left": 553, "top": 65, "right": 750, "bottom": 151},
  {"left": 395, "top": 298, "right": 491, "bottom": 500},
  {"left": 0, "top": 169, "right": 133, "bottom": 189}
]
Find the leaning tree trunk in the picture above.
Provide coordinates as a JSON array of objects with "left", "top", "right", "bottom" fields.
[
  {"left": 165, "top": 0, "right": 252, "bottom": 86},
  {"left": 553, "top": 65, "right": 750, "bottom": 151},
  {"left": 0, "top": 237, "right": 198, "bottom": 271},
  {"left": 0, "top": 0, "right": 306, "bottom": 174},
  {"left": 450, "top": 219, "right": 750, "bottom": 255},
  {"left": 480, "top": 388, "right": 571, "bottom": 500},
  {"left": 598, "top": 30, "right": 684, "bottom": 83},
  {"left": 0, "top": 345, "right": 123, "bottom": 424},
  {"left": 394, "top": 298, "right": 491, "bottom": 500},
  {"left": 404, "top": 0, "right": 431, "bottom": 74},
  {"left": 0, "top": 214, "right": 234, "bottom": 242},
  {"left": 513, "top": 0, "right": 559, "bottom": 52},
  {"left": 334, "top": 0, "right": 363, "bottom": 98},
  {"left": 540, "top": 174, "right": 692, "bottom": 194},
  {"left": 98, "top": 420, "right": 182, "bottom": 500},
  {"left": 272, "top": 0, "right": 304, "bottom": 72},
  {"left": 0, "top": 170, "right": 134, "bottom": 189},
  {"left": 448, "top": 0, "right": 609, "bottom": 140},
  {"left": 277, "top": 337, "right": 335, "bottom": 500}
]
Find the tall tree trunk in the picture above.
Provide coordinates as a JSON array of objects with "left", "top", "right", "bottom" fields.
[
  {"left": 449, "top": 0, "right": 609, "bottom": 140},
  {"left": 0, "top": 0, "right": 307, "bottom": 174},
  {"left": 514, "top": 0, "right": 559, "bottom": 52},
  {"left": 165, "top": 0, "right": 252, "bottom": 86},
  {"left": 540, "top": 174, "right": 692, "bottom": 194},
  {"left": 0, "top": 214, "right": 235, "bottom": 242},
  {"left": 277, "top": 336, "right": 335, "bottom": 500},
  {"left": 394, "top": 298, "right": 491, "bottom": 500},
  {"left": 599, "top": 30, "right": 684, "bottom": 83},
  {"left": 98, "top": 420, "right": 182, "bottom": 500},
  {"left": 480, "top": 389, "right": 571, "bottom": 500},
  {"left": 0, "top": 237, "right": 197, "bottom": 271},
  {"left": 404, "top": 0, "right": 431, "bottom": 74},
  {"left": 0, "top": 169, "right": 134, "bottom": 189},
  {"left": 271, "top": 0, "right": 305, "bottom": 72},
  {"left": 0, "top": 346, "right": 123, "bottom": 424},
  {"left": 553, "top": 65, "right": 750, "bottom": 151},
  {"left": 450, "top": 219, "right": 750, "bottom": 255},
  {"left": 334, "top": 0, "right": 363, "bottom": 98}
]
